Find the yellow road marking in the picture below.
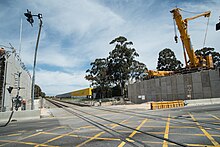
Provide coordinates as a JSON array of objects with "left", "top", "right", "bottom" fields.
[
  {"left": 169, "top": 126, "right": 196, "bottom": 129},
  {"left": 189, "top": 113, "right": 219, "bottom": 146},
  {"left": 17, "top": 130, "right": 27, "bottom": 133},
  {"left": 0, "top": 125, "right": 68, "bottom": 146},
  {"left": 163, "top": 114, "right": 170, "bottom": 147},
  {"left": 210, "top": 114, "right": 220, "bottom": 120},
  {"left": 0, "top": 132, "right": 42, "bottom": 147},
  {"left": 0, "top": 139, "right": 58, "bottom": 147},
  {"left": 118, "top": 118, "right": 148, "bottom": 147},
  {"left": 41, "top": 131, "right": 120, "bottom": 141},
  {"left": 35, "top": 129, "right": 79, "bottom": 147},
  {"left": 76, "top": 116, "right": 133, "bottom": 147},
  {"left": 186, "top": 144, "right": 215, "bottom": 147},
  {"left": 142, "top": 126, "right": 165, "bottom": 128},
  {"left": 7, "top": 133, "right": 22, "bottom": 137}
]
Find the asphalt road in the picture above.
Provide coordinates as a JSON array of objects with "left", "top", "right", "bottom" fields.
[{"left": 0, "top": 101, "right": 220, "bottom": 147}]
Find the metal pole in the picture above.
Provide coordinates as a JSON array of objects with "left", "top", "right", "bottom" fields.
[{"left": 31, "top": 18, "right": 42, "bottom": 110}]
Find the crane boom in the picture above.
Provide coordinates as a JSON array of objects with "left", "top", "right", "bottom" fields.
[
  {"left": 170, "top": 8, "right": 213, "bottom": 68},
  {"left": 184, "top": 11, "right": 211, "bottom": 22}
]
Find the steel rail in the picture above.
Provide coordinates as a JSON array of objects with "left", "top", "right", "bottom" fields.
[
  {"left": 47, "top": 99, "right": 148, "bottom": 147},
  {"left": 49, "top": 99, "right": 188, "bottom": 147}
]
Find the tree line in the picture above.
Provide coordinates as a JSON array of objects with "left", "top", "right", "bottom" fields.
[{"left": 85, "top": 36, "right": 220, "bottom": 99}]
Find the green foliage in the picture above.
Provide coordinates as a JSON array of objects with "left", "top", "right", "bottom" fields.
[
  {"left": 85, "top": 36, "right": 146, "bottom": 98},
  {"left": 157, "top": 48, "right": 183, "bottom": 71},
  {"left": 108, "top": 36, "right": 139, "bottom": 88},
  {"left": 195, "top": 47, "right": 220, "bottom": 67},
  {"left": 130, "top": 60, "right": 147, "bottom": 81},
  {"left": 34, "top": 84, "right": 46, "bottom": 98},
  {"left": 85, "top": 58, "right": 110, "bottom": 98}
]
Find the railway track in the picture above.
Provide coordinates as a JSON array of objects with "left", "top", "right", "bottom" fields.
[
  {"left": 46, "top": 98, "right": 188, "bottom": 147},
  {"left": 52, "top": 98, "right": 220, "bottom": 132}
]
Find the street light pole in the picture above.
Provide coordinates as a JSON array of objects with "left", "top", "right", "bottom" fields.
[{"left": 24, "top": 10, "right": 43, "bottom": 110}]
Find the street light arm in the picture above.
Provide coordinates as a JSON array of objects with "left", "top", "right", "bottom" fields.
[{"left": 24, "top": 9, "right": 43, "bottom": 110}]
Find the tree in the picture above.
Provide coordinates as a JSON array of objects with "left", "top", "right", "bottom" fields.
[
  {"left": 195, "top": 47, "right": 220, "bottom": 67},
  {"left": 108, "top": 36, "right": 140, "bottom": 97},
  {"left": 85, "top": 58, "right": 110, "bottom": 98},
  {"left": 157, "top": 48, "right": 183, "bottom": 71},
  {"left": 130, "top": 60, "right": 147, "bottom": 83},
  {"left": 34, "top": 84, "right": 46, "bottom": 98},
  {"left": 85, "top": 36, "right": 146, "bottom": 99}
]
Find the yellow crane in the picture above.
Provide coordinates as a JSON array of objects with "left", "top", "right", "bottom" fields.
[
  {"left": 170, "top": 8, "right": 213, "bottom": 69},
  {"left": 146, "top": 70, "right": 174, "bottom": 79}
]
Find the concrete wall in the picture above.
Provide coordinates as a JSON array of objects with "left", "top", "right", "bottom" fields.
[
  {"left": 128, "top": 68, "right": 220, "bottom": 104},
  {"left": 1, "top": 51, "right": 31, "bottom": 111}
]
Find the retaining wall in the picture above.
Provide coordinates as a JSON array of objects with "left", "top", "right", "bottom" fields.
[
  {"left": 1, "top": 51, "right": 31, "bottom": 111},
  {"left": 128, "top": 68, "right": 220, "bottom": 104}
]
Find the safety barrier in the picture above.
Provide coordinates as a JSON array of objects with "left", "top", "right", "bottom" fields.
[{"left": 150, "top": 100, "right": 184, "bottom": 110}]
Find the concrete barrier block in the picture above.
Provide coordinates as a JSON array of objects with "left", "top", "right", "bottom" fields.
[
  {"left": 172, "top": 94, "right": 178, "bottom": 100},
  {"left": 177, "top": 94, "right": 185, "bottom": 100},
  {"left": 166, "top": 76, "right": 171, "bottom": 86},
  {"left": 171, "top": 76, "right": 177, "bottom": 86},
  {"left": 156, "top": 94, "right": 162, "bottom": 101},
  {"left": 201, "top": 71, "right": 211, "bottom": 87},
  {"left": 161, "top": 82, "right": 167, "bottom": 93},
  {"left": 177, "top": 84, "right": 185, "bottom": 94},
  {"left": 167, "top": 94, "right": 173, "bottom": 101},
  {"left": 210, "top": 98, "right": 220, "bottom": 104},
  {"left": 177, "top": 74, "right": 184, "bottom": 84},
  {"left": 167, "top": 85, "right": 172, "bottom": 94},
  {"left": 209, "top": 69, "right": 220, "bottom": 81},
  {"left": 212, "top": 92, "right": 220, "bottom": 98},
  {"left": 193, "top": 93, "right": 203, "bottom": 99},
  {"left": 184, "top": 74, "right": 192, "bottom": 85},
  {"left": 185, "top": 99, "right": 207, "bottom": 106},
  {"left": 155, "top": 78, "right": 160, "bottom": 87},
  {"left": 203, "top": 87, "right": 212, "bottom": 98},
  {"left": 211, "top": 81, "right": 220, "bottom": 93},
  {"left": 161, "top": 94, "right": 167, "bottom": 101},
  {"left": 193, "top": 82, "right": 202, "bottom": 93},
  {"left": 192, "top": 72, "right": 201, "bottom": 83}
]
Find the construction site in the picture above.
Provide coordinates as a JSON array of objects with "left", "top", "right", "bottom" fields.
[{"left": 0, "top": 2, "right": 220, "bottom": 147}]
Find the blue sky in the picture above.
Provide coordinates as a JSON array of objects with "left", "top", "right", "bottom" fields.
[{"left": 0, "top": 0, "right": 219, "bottom": 95}]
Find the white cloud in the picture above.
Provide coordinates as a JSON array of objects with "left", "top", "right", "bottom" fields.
[
  {"left": 1, "top": 0, "right": 220, "bottom": 95},
  {"left": 36, "top": 69, "right": 89, "bottom": 95}
]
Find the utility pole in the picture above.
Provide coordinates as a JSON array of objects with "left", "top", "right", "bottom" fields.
[{"left": 24, "top": 9, "right": 43, "bottom": 110}]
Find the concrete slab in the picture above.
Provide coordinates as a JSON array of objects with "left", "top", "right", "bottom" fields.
[
  {"left": 192, "top": 72, "right": 201, "bottom": 83},
  {"left": 202, "top": 87, "right": 212, "bottom": 98},
  {"left": 201, "top": 71, "right": 211, "bottom": 87},
  {"left": 193, "top": 93, "right": 204, "bottom": 99},
  {"left": 177, "top": 84, "right": 185, "bottom": 94},
  {"left": 185, "top": 98, "right": 220, "bottom": 106},
  {"left": 209, "top": 69, "right": 220, "bottom": 81},
  {"left": 176, "top": 74, "right": 184, "bottom": 84},
  {"left": 0, "top": 110, "right": 40, "bottom": 123},
  {"left": 193, "top": 82, "right": 203, "bottom": 93}
]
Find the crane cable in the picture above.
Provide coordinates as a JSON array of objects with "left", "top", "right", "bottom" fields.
[
  {"left": 181, "top": 9, "right": 205, "bottom": 15},
  {"left": 180, "top": 8, "right": 210, "bottom": 48},
  {"left": 203, "top": 16, "right": 210, "bottom": 48}
]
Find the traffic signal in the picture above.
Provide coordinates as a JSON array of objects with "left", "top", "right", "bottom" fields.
[
  {"left": 216, "top": 22, "right": 220, "bottom": 31},
  {"left": 7, "top": 86, "right": 13, "bottom": 94},
  {"left": 24, "top": 9, "right": 34, "bottom": 26}
]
